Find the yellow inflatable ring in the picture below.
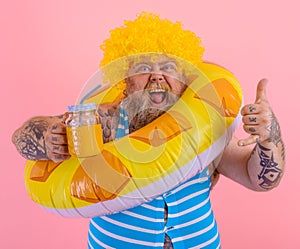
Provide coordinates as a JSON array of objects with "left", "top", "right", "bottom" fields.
[{"left": 24, "top": 54, "right": 243, "bottom": 218}]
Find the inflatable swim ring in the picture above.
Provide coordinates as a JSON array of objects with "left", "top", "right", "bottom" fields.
[{"left": 24, "top": 54, "right": 243, "bottom": 218}]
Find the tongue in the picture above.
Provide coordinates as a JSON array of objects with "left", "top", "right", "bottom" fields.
[{"left": 150, "top": 92, "right": 165, "bottom": 104}]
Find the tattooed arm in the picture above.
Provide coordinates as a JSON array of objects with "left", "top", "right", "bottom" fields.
[
  {"left": 12, "top": 102, "right": 121, "bottom": 162},
  {"left": 217, "top": 79, "right": 285, "bottom": 191},
  {"left": 12, "top": 115, "right": 71, "bottom": 162}
]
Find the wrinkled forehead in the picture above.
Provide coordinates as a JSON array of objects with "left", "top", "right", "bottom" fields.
[
  {"left": 100, "top": 52, "right": 201, "bottom": 84},
  {"left": 128, "top": 54, "right": 176, "bottom": 66}
]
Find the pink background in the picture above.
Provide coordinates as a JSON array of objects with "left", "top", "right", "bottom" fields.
[{"left": 1, "top": 0, "right": 299, "bottom": 248}]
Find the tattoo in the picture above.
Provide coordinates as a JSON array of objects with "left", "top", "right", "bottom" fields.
[
  {"left": 97, "top": 105, "right": 119, "bottom": 143},
  {"left": 267, "top": 111, "right": 282, "bottom": 146},
  {"left": 54, "top": 154, "right": 64, "bottom": 161},
  {"left": 249, "top": 106, "right": 256, "bottom": 112},
  {"left": 53, "top": 146, "right": 59, "bottom": 151},
  {"left": 256, "top": 143, "right": 282, "bottom": 190},
  {"left": 249, "top": 117, "right": 256, "bottom": 122},
  {"left": 14, "top": 120, "right": 48, "bottom": 160},
  {"left": 249, "top": 127, "right": 256, "bottom": 133},
  {"left": 265, "top": 111, "right": 285, "bottom": 162}
]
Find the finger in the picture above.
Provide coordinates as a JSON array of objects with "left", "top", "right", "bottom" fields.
[
  {"left": 51, "top": 134, "right": 68, "bottom": 145},
  {"left": 241, "top": 104, "right": 260, "bottom": 116},
  {"left": 52, "top": 144, "right": 70, "bottom": 155},
  {"left": 238, "top": 134, "right": 260, "bottom": 146},
  {"left": 255, "top": 78, "right": 268, "bottom": 103},
  {"left": 242, "top": 115, "right": 259, "bottom": 125},
  {"left": 51, "top": 122, "right": 67, "bottom": 134},
  {"left": 243, "top": 124, "right": 261, "bottom": 135},
  {"left": 49, "top": 153, "right": 71, "bottom": 163},
  {"left": 61, "top": 112, "right": 69, "bottom": 123}
]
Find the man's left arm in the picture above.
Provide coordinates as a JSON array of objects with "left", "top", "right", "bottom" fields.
[{"left": 217, "top": 79, "right": 286, "bottom": 191}]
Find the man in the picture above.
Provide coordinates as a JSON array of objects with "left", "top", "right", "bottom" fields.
[{"left": 12, "top": 12, "right": 285, "bottom": 248}]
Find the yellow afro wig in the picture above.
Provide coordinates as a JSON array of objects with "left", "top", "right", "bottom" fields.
[{"left": 100, "top": 12, "right": 205, "bottom": 69}]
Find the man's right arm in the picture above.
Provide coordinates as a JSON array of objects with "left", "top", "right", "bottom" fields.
[{"left": 12, "top": 114, "right": 71, "bottom": 162}]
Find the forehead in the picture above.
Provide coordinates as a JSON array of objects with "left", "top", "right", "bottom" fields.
[{"left": 129, "top": 54, "right": 176, "bottom": 66}]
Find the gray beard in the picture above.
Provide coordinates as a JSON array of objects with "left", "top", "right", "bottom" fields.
[{"left": 121, "top": 90, "right": 179, "bottom": 133}]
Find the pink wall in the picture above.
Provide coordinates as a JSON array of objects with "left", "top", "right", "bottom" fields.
[{"left": 1, "top": 0, "right": 299, "bottom": 248}]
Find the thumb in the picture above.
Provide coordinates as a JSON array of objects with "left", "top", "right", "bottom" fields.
[
  {"left": 255, "top": 78, "right": 268, "bottom": 103},
  {"left": 238, "top": 134, "right": 260, "bottom": 147}
]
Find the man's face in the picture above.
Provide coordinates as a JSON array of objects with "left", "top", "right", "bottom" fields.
[
  {"left": 125, "top": 56, "right": 187, "bottom": 108},
  {"left": 122, "top": 55, "right": 187, "bottom": 131}
]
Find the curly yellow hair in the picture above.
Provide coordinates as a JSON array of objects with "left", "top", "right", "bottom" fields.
[{"left": 100, "top": 12, "right": 205, "bottom": 69}]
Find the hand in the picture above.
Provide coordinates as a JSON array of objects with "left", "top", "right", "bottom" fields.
[
  {"left": 44, "top": 122, "right": 71, "bottom": 162},
  {"left": 238, "top": 78, "right": 279, "bottom": 146}
]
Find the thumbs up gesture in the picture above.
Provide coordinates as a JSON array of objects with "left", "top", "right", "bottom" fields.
[{"left": 238, "top": 79, "right": 281, "bottom": 146}]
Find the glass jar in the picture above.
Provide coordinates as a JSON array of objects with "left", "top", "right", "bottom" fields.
[{"left": 65, "top": 103, "right": 102, "bottom": 158}]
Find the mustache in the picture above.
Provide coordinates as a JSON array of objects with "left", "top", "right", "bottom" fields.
[
  {"left": 145, "top": 81, "right": 171, "bottom": 91},
  {"left": 122, "top": 90, "right": 179, "bottom": 132}
]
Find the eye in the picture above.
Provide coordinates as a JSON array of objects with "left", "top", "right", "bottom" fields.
[
  {"left": 161, "top": 62, "right": 177, "bottom": 72},
  {"left": 134, "top": 64, "right": 152, "bottom": 74}
]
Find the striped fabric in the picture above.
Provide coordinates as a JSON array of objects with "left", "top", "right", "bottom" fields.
[
  {"left": 87, "top": 104, "right": 221, "bottom": 248},
  {"left": 115, "top": 102, "right": 129, "bottom": 138}
]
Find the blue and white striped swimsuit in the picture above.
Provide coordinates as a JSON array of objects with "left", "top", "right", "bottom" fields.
[{"left": 88, "top": 105, "right": 221, "bottom": 248}]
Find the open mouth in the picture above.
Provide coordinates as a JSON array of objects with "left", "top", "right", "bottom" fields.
[{"left": 149, "top": 89, "right": 167, "bottom": 104}]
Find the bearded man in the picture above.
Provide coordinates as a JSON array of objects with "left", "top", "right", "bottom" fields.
[{"left": 12, "top": 12, "right": 285, "bottom": 249}]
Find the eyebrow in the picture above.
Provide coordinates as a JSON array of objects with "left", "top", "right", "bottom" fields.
[
  {"left": 133, "top": 62, "right": 151, "bottom": 67},
  {"left": 133, "top": 60, "right": 177, "bottom": 67},
  {"left": 158, "top": 60, "right": 177, "bottom": 66}
]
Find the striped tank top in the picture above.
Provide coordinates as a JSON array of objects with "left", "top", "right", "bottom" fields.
[{"left": 87, "top": 105, "right": 221, "bottom": 248}]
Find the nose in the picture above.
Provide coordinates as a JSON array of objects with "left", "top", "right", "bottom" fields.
[{"left": 150, "top": 73, "right": 164, "bottom": 83}]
